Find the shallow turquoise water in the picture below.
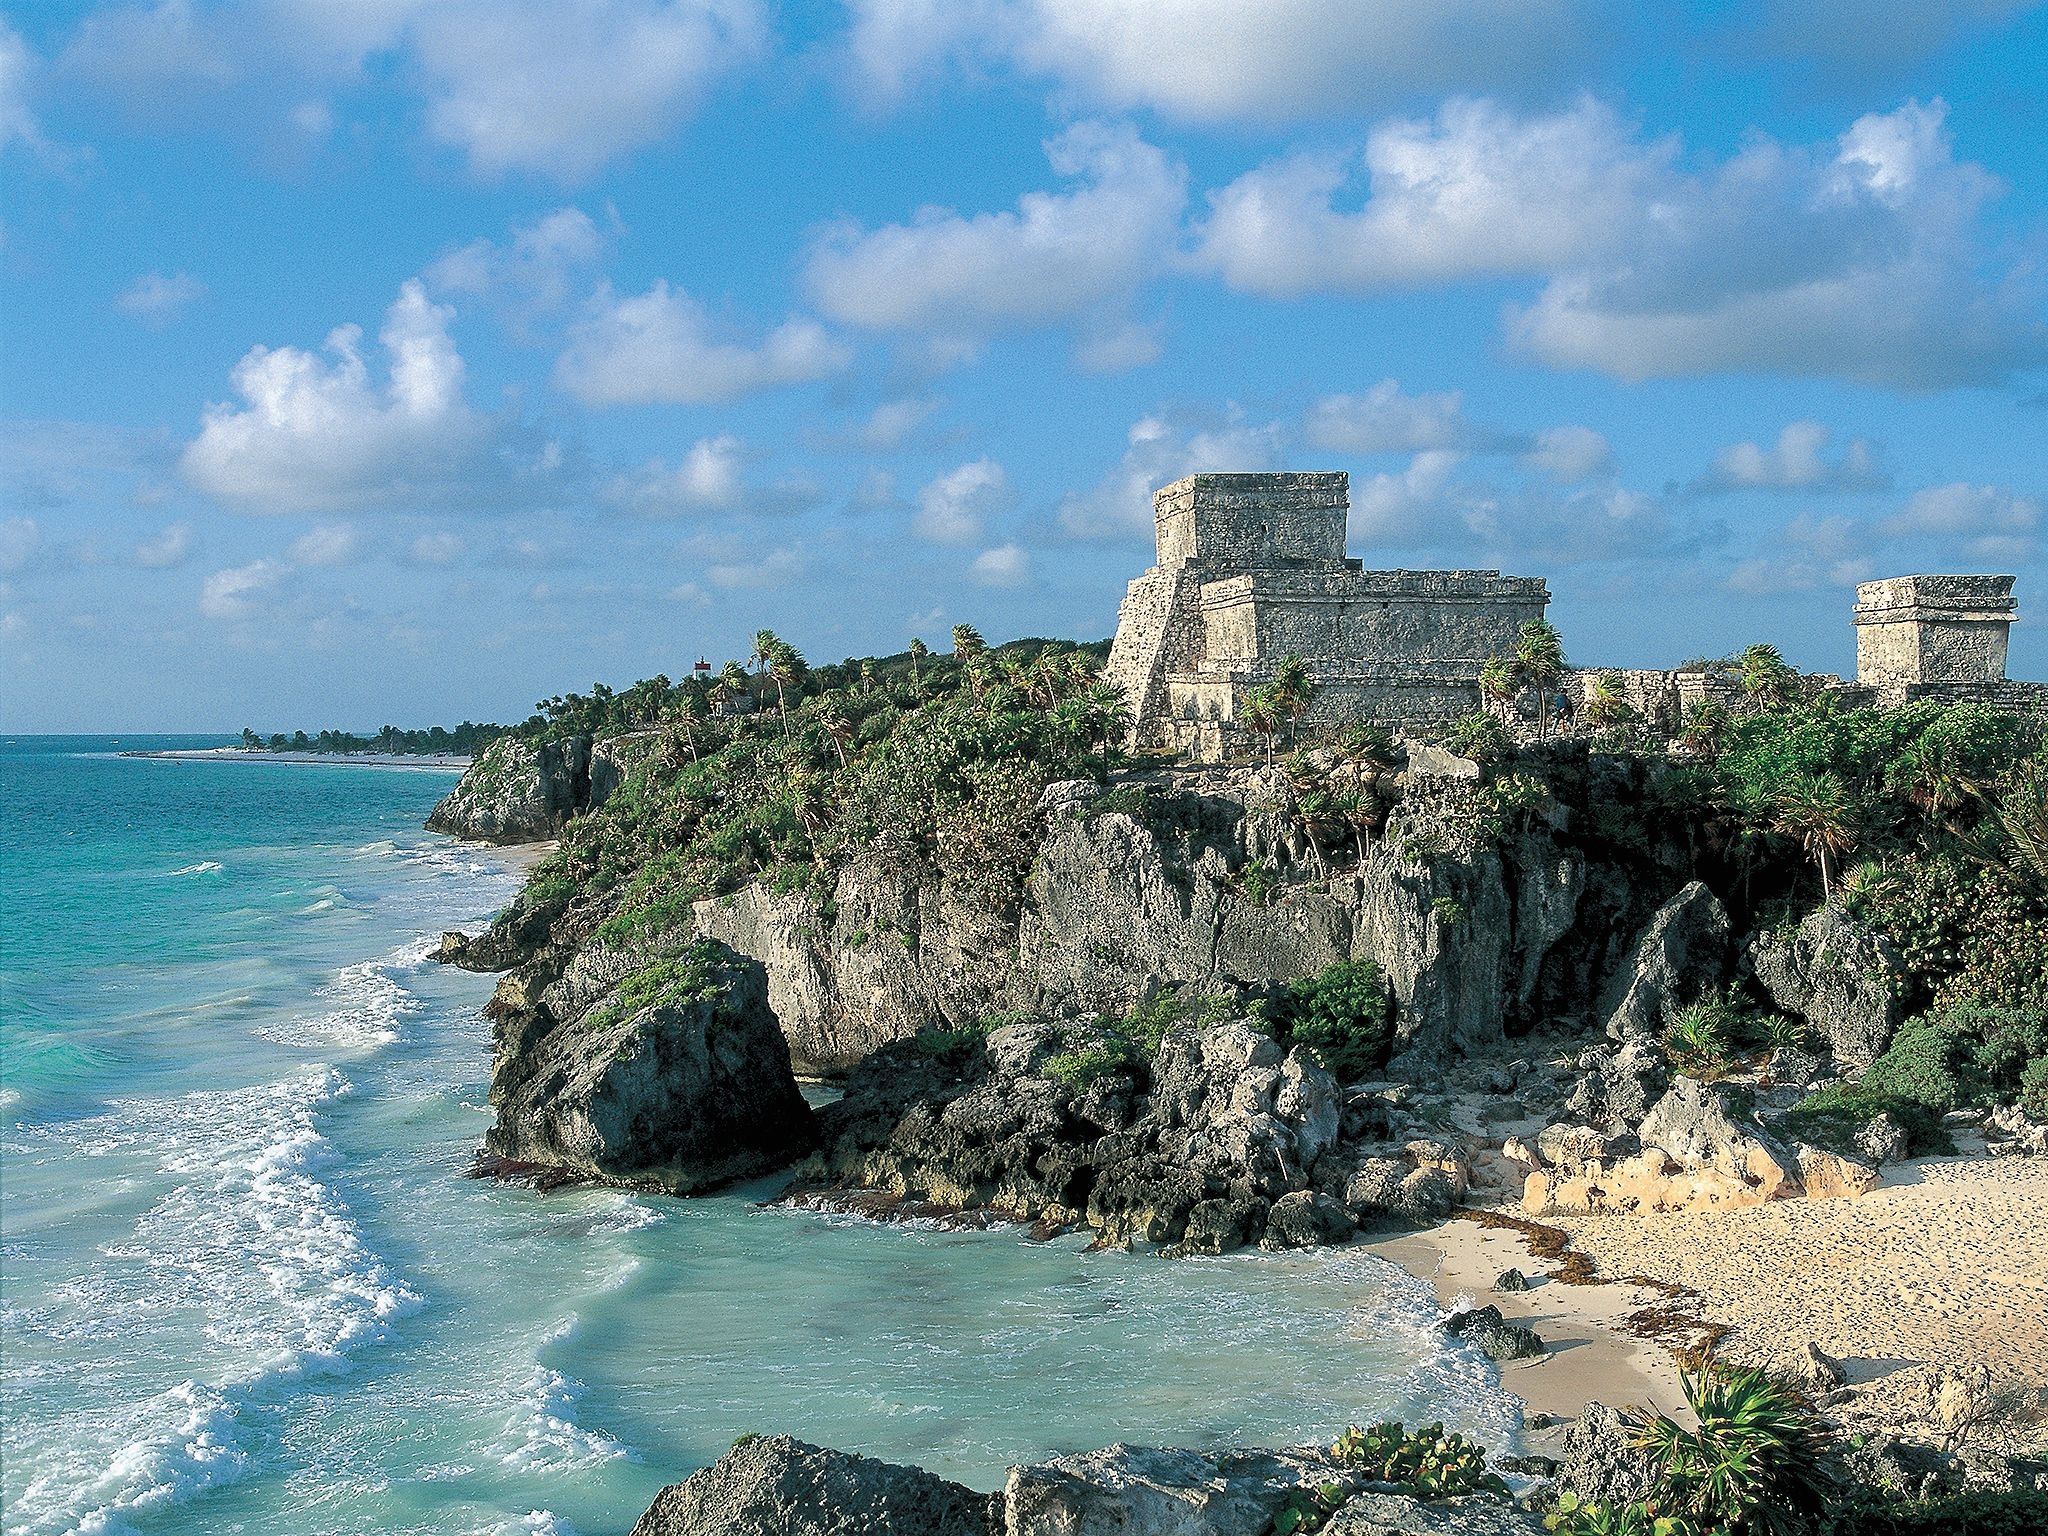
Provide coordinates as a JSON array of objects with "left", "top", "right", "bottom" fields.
[{"left": 1, "top": 737, "right": 1520, "bottom": 1536}]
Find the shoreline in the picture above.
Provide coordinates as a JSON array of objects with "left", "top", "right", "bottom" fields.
[
  {"left": 1362, "top": 1216, "right": 1690, "bottom": 1431},
  {"left": 120, "top": 748, "right": 473, "bottom": 770}
]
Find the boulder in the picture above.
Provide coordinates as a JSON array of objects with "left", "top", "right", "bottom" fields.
[
  {"left": 1261, "top": 1191, "right": 1356, "bottom": 1249},
  {"left": 630, "top": 1434, "right": 994, "bottom": 1536},
  {"left": 1005, "top": 1444, "right": 1357, "bottom": 1536},
  {"left": 1321, "top": 1493, "right": 1545, "bottom": 1535},
  {"left": 486, "top": 940, "right": 817, "bottom": 1192},
  {"left": 1795, "top": 1143, "right": 1880, "bottom": 1199},
  {"left": 1766, "top": 1046, "right": 1823, "bottom": 1090},
  {"left": 1563, "top": 1040, "right": 1669, "bottom": 1135},
  {"left": 1775, "top": 1340, "right": 1848, "bottom": 1397},
  {"left": 1442, "top": 1304, "right": 1544, "bottom": 1362},
  {"left": 1639, "top": 1078, "right": 1800, "bottom": 1201},
  {"left": 427, "top": 732, "right": 654, "bottom": 844},
  {"left": 1748, "top": 906, "right": 1904, "bottom": 1069},
  {"left": 1493, "top": 1268, "right": 1530, "bottom": 1293},
  {"left": 1559, "top": 1403, "right": 1658, "bottom": 1508},
  {"left": 1600, "top": 882, "right": 1731, "bottom": 1040},
  {"left": 1855, "top": 1112, "right": 1910, "bottom": 1167}
]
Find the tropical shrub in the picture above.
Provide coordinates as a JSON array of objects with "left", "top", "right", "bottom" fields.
[
  {"left": 1546, "top": 1491, "right": 1699, "bottom": 1536},
  {"left": 1859, "top": 1016, "right": 1972, "bottom": 1114},
  {"left": 1821, "top": 1486, "right": 2048, "bottom": 1535},
  {"left": 1445, "top": 710, "right": 1511, "bottom": 763},
  {"left": 1270, "top": 959, "right": 1394, "bottom": 1080},
  {"left": 1664, "top": 992, "right": 1744, "bottom": 1075},
  {"left": 1783, "top": 1082, "right": 1949, "bottom": 1159},
  {"left": 1327, "top": 1420, "right": 1508, "bottom": 1498}
]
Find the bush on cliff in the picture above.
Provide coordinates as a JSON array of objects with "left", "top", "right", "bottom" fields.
[{"left": 1266, "top": 959, "right": 1393, "bottom": 1080}]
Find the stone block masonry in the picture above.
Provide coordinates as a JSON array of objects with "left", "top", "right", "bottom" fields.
[
  {"left": 1106, "top": 472, "right": 1548, "bottom": 758},
  {"left": 1854, "top": 574, "right": 2015, "bottom": 691}
]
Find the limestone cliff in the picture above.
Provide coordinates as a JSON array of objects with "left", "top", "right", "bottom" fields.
[
  {"left": 464, "top": 744, "right": 1698, "bottom": 1079},
  {"left": 425, "top": 731, "right": 656, "bottom": 843}
]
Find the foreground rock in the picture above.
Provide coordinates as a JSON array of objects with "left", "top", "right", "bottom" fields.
[
  {"left": 1748, "top": 905, "right": 1903, "bottom": 1069},
  {"left": 485, "top": 939, "right": 815, "bottom": 1192},
  {"left": 630, "top": 1436, "right": 995, "bottom": 1536},
  {"left": 426, "top": 731, "right": 653, "bottom": 844},
  {"left": 1599, "top": 882, "right": 1730, "bottom": 1040},
  {"left": 634, "top": 1436, "right": 1543, "bottom": 1536}
]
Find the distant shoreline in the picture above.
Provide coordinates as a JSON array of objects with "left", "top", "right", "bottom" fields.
[{"left": 119, "top": 748, "right": 473, "bottom": 771}]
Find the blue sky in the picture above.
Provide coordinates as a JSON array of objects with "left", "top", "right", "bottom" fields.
[{"left": 3, "top": 0, "right": 2045, "bottom": 732}]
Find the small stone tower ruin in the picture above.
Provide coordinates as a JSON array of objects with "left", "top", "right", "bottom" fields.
[
  {"left": 1853, "top": 575, "right": 2015, "bottom": 694},
  {"left": 1106, "top": 472, "right": 1549, "bottom": 758}
]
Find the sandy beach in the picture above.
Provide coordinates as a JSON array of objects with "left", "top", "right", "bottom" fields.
[
  {"left": 120, "top": 748, "right": 473, "bottom": 770},
  {"left": 1367, "top": 1153, "right": 2048, "bottom": 1433}
]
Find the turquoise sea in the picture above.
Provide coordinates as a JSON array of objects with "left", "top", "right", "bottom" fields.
[{"left": 0, "top": 737, "right": 1521, "bottom": 1536}]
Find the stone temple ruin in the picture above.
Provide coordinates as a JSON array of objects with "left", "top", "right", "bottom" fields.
[
  {"left": 1106, "top": 473, "right": 1549, "bottom": 758},
  {"left": 1106, "top": 471, "right": 2041, "bottom": 759}
]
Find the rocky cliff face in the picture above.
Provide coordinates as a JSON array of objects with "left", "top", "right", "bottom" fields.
[
  {"left": 426, "top": 732, "right": 655, "bottom": 843},
  {"left": 665, "top": 752, "right": 1693, "bottom": 1075}
]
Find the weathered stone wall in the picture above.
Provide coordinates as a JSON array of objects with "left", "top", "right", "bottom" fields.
[
  {"left": 1153, "top": 472, "right": 1348, "bottom": 567},
  {"left": 1854, "top": 574, "right": 2014, "bottom": 687}
]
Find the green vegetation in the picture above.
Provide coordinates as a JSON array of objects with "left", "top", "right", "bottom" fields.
[
  {"left": 1663, "top": 991, "right": 1746, "bottom": 1076},
  {"left": 582, "top": 940, "right": 732, "bottom": 1032},
  {"left": 1267, "top": 959, "right": 1394, "bottom": 1081},
  {"left": 1328, "top": 1420, "right": 1509, "bottom": 1497},
  {"left": 239, "top": 721, "right": 507, "bottom": 756},
  {"left": 1445, "top": 710, "right": 1511, "bottom": 762},
  {"left": 1782, "top": 1081, "right": 1948, "bottom": 1159},
  {"left": 1822, "top": 1488, "right": 2048, "bottom": 1536}
]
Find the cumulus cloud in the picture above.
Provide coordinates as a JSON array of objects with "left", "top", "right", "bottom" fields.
[
  {"left": 1348, "top": 450, "right": 1464, "bottom": 544},
  {"left": 1522, "top": 425, "right": 1613, "bottom": 485},
  {"left": 427, "top": 206, "right": 606, "bottom": 330},
  {"left": 287, "top": 522, "right": 360, "bottom": 566},
  {"left": 803, "top": 120, "right": 1184, "bottom": 358},
  {"left": 1509, "top": 100, "right": 2048, "bottom": 388},
  {"left": 181, "top": 279, "right": 542, "bottom": 513},
  {"left": 1696, "top": 421, "right": 1888, "bottom": 495},
  {"left": 915, "top": 459, "right": 1010, "bottom": 545},
  {"left": 1883, "top": 482, "right": 2042, "bottom": 563},
  {"left": 969, "top": 541, "right": 1031, "bottom": 586},
  {"left": 555, "top": 280, "right": 850, "bottom": 406},
  {"left": 410, "top": 530, "right": 464, "bottom": 564},
  {"left": 1057, "top": 408, "right": 1288, "bottom": 540},
  {"left": 134, "top": 521, "right": 193, "bottom": 568},
  {"left": 1197, "top": 98, "right": 1661, "bottom": 297},
  {"left": 116, "top": 271, "right": 207, "bottom": 326},
  {"left": 58, "top": 1, "right": 763, "bottom": 180},
  {"left": 705, "top": 545, "right": 803, "bottom": 588},
  {"left": 2, "top": 21, "right": 78, "bottom": 166},
  {"left": 199, "top": 556, "right": 288, "bottom": 618},
  {"left": 843, "top": 0, "right": 1594, "bottom": 123},
  {"left": 821, "top": 396, "right": 944, "bottom": 453},
  {"left": 1305, "top": 381, "right": 1469, "bottom": 455}
]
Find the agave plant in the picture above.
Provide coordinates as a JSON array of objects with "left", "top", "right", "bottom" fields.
[{"left": 1627, "top": 1364, "right": 1835, "bottom": 1536}]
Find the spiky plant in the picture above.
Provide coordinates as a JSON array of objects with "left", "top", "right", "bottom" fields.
[{"left": 1628, "top": 1364, "right": 1835, "bottom": 1536}]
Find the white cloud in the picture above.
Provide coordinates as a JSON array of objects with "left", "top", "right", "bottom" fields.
[
  {"left": 116, "top": 271, "right": 207, "bottom": 326},
  {"left": 410, "top": 530, "right": 464, "bottom": 564},
  {"left": 426, "top": 207, "right": 605, "bottom": 328},
  {"left": 1883, "top": 482, "right": 2041, "bottom": 563},
  {"left": 0, "top": 516, "right": 40, "bottom": 573},
  {"left": 134, "top": 522, "right": 193, "bottom": 567},
  {"left": 969, "top": 542, "right": 1032, "bottom": 587},
  {"left": 1057, "top": 407, "right": 1288, "bottom": 540},
  {"left": 916, "top": 459, "right": 1010, "bottom": 545},
  {"left": 840, "top": 397, "right": 941, "bottom": 453},
  {"left": 843, "top": 0, "right": 1594, "bottom": 123},
  {"left": 1509, "top": 100, "right": 2047, "bottom": 388},
  {"left": 287, "top": 522, "right": 360, "bottom": 566},
  {"left": 1698, "top": 421, "right": 1887, "bottom": 494},
  {"left": 1073, "top": 317, "right": 1163, "bottom": 373},
  {"left": 803, "top": 120, "right": 1184, "bottom": 355},
  {"left": 607, "top": 436, "right": 822, "bottom": 517},
  {"left": 200, "top": 556, "right": 287, "bottom": 618},
  {"left": 406, "top": 0, "right": 768, "bottom": 180},
  {"left": 1348, "top": 450, "right": 1463, "bottom": 544},
  {"left": 182, "top": 279, "right": 529, "bottom": 513},
  {"left": 706, "top": 546, "right": 803, "bottom": 588},
  {"left": 2, "top": 19, "right": 67, "bottom": 164},
  {"left": 1197, "top": 97, "right": 1661, "bottom": 297},
  {"left": 1305, "top": 381, "right": 1468, "bottom": 455},
  {"left": 1523, "top": 425, "right": 1612, "bottom": 484},
  {"left": 555, "top": 280, "right": 849, "bottom": 406}
]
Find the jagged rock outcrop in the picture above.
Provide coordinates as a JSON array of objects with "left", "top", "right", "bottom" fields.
[
  {"left": 485, "top": 939, "right": 816, "bottom": 1191},
  {"left": 1600, "top": 882, "right": 1731, "bottom": 1039},
  {"left": 1562, "top": 1040, "right": 1669, "bottom": 1136},
  {"left": 1748, "top": 905, "right": 1904, "bottom": 1069},
  {"left": 1441, "top": 1304, "right": 1544, "bottom": 1362},
  {"left": 793, "top": 1018, "right": 1371, "bottom": 1253},
  {"left": 1559, "top": 1404, "right": 1658, "bottom": 1508},
  {"left": 630, "top": 1435, "right": 996, "bottom": 1536},
  {"left": 426, "top": 732, "right": 654, "bottom": 843}
]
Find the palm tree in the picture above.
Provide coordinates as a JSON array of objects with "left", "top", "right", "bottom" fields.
[
  {"left": 1239, "top": 684, "right": 1284, "bottom": 767},
  {"left": 1583, "top": 673, "right": 1637, "bottom": 730},
  {"left": 751, "top": 629, "right": 781, "bottom": 674},
  {"left": 1514, "top": 619, "right": 1566, "bottom": 739},
  {"left": 859, "top": 658, "right": 877, "bottom": 696},
  {"left": 815, "top": 702, "right": 854, "bottom": 770},
  {"left": 669, "top": 690, "right": 705, "bottom": 760},
  {"left": 767, "top": 641, "right": 807, "bottom": 734},
  {"left": 1679, "top": 699, "right": 1729, "bottom": 759},
  {"left": 908, "top": 637, "right": 928, "bottom": 685},
  {"left": 1270, "top": 653, "right": 1317, "bottom": 745},
  {"left": 1772, "top": 771, "right": 1855, "bottom": 903},
  {"left": 950, "top": 623, "right": 986, "bottom": 661},
  {"left": 1478, "top": 655, "right": 1520, "bottom": 724},
  {"left": 1082, "top": 679, "right": 1131, "bottom": 777},
  {"left": 1737, "top": 643, "right": 1800, "bottom": 714}
]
